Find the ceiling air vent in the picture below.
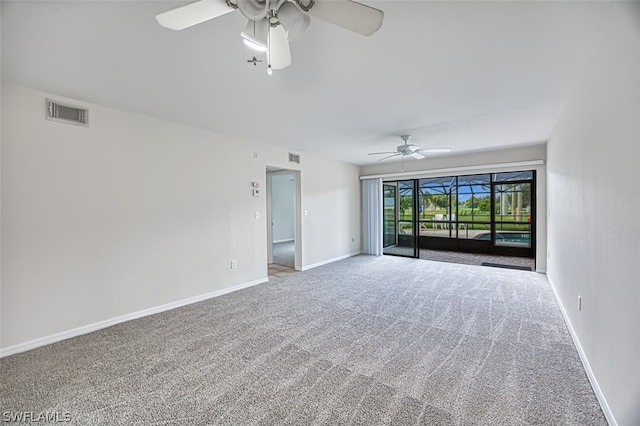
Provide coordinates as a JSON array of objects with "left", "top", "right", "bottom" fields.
[
  {"left": 288, "top": 153, "right": 300, "bottom": 164},
  {"left": 46, "top": 99, "right": 89, "bottom": 127}
]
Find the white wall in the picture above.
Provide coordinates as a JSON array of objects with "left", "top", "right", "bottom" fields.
[
  {"left": 0, "top": 4, "right": 3, "bottom": 355},
  {"left": 270, "top": 173, "right": 295, "bottom": 242},
  {"left": 361, "top": 145, "right": 547, "bottom": 271},
  {"left": 301, "top": 155, "right": 362, "bottom": 268},
  {"left": 0, "top": 84, "right": 361, "bottom": 352},
  {"left": 546, "top": 3, "right": 640, "bottom": 425}
]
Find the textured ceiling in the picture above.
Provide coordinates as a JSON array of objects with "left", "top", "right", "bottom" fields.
[{"left": 1, "top": 1, "right": 611, "bottom": 165}]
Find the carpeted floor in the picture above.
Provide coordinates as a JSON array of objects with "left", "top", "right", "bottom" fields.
[
  {"left": 0, "top": 255, "right": 605, "bottom": 425},
  {"left": 420, "top": 249, "right": 535, "bottom": 270},
  {"left": 384, "top": 246, "right": 536, "bottom": 271}
]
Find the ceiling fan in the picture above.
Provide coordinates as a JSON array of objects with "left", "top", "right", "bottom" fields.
[
  {"left": 368, "top": 135, "right": 451, "bottom": 162},
  {"left": 155, "top": 0, "right": 384, "bottom": 73}
]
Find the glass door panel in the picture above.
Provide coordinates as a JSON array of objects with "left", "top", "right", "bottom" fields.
[
  {"left": 417, "top": 176, "right": 455, "bottom": 238},
  {"left": 493, "top": 181, "right": 533, "bottom": 254},
  {"left": 383, "top": 180, "right": 418, "bottom": 257},
  {"left": 383, "top": 183, "right": 396, "bottom": 248},
  {"left": 456, "top": 174, "right": 492, "bottom": 252},
  {"left": 457, "top": 174, "right": 491, "bottom": 240}
]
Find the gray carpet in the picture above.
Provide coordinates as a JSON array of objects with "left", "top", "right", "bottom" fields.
[
  {"left": 384, "top": 246, "right": 536, "bottom": 271},
  {"left": 420, "top": 249, "right": 535, "bottom": 270},
  {"left": 0, "top": 255, "right": 605, "bottom": 425}
]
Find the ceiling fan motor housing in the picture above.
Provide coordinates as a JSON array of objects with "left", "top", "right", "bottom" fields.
[
  {"left": 398, "top": 144, "right": 418, "bottom": 154},
  {"left": 237, "top": 0, "right": 269, "bottom": 20}
]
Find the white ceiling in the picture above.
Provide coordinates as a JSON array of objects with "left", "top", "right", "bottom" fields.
[{"left": 1, "top": 1, "right": 611, "bottom": 165}]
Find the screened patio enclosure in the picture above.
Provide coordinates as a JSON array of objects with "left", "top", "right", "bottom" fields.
[{"left": 383, "top": 171, "right": 535, "bottom": 259}]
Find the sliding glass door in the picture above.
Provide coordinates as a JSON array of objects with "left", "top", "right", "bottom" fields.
[
  {"left": 383, "top": 183, "right": 397, "bottom": 248},
  {"left": 492, "top": 172, "right": 534, "bottom": 256},
  {"left": 456, "top": 174, "right": 492, "bottom": 253},
  {"left": 417, "top": 176, "right": 457, "bottom": 251},
  {"left": 382, "top": 170, "right": 535, "bottom": 259},
  {"left": 383, "top": 181, "right": 418, "bottom": 258}
]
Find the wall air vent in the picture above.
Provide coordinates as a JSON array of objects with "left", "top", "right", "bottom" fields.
[
  {"left": 46, "top": 99, "right": 89, "bottom": 127},
  {"left": 288, "top": 153, "right": 300, "bottom": 164}
]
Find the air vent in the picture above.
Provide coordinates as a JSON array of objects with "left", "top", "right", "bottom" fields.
[
  {"left": 46, "top": 99, "right": 89, "bottom": 127},
  {"left": 288, "top": 153, "right": 300, "bottom": 164}
]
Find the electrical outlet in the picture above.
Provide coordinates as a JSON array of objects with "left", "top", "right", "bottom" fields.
[{"left": 230, "top": 260, "right": 237, "bottom": 269}]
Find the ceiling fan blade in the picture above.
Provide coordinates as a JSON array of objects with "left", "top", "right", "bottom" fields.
[
  {"left": 377, "top": 153, "right": 401, "bottom": 162},
  {"left": 155, "top": 0, "right": 235, "bottom": 31},
  {"left": 367, "top": 151, "right": 396, "bottom": 155},
  {"left": 410, "top": 152, "right": 425, "bottom": 160},
  {"left": 268, "top": 24, "right": 292, "bottom": 70},
  {"left": 307, "top": 0, "right": 384, "bottom": 36},
  {"left": 417, "top": 148, "right": 452, "bottom": 154}
]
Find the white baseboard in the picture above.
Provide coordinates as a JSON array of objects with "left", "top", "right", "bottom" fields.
[
  {"left": 547, "top": 275, "right": 617, "bottom": 426},
  {"left": 0, "top": 277, "right": 268, "bottom": 358},
  {"left": 300, "top": 252, "right": 361, "bottom": 271}
]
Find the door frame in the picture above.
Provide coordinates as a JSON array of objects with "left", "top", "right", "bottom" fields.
[
  {"left": 383, "top": 182, "right": 397, "bottom": 249},
  {"left": 382, "top": 179, "right": 419, "bottom": 258},
  {"left": 266, "top": 167, "right": 302, "bottom": 270},
  {"left": 490, "top": 174, "right": 536, "bottom": 257}
]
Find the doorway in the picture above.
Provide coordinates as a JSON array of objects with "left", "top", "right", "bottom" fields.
[
  {"left": 383, "top": 180, "right": 419, "bottom": 258},
  {"left": 266, "top": 168, "right": 301, "bottom": 273},
  {"left": 382, "top": 170, "right": 536, "bottom": 261}
]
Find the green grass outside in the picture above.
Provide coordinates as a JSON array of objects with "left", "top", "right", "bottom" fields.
[
  {"left": 399, "top": 223, "right": 529, "bottom": 231},
  {"left": 388, "top": 206, "right": 531, "bottom": 232}
]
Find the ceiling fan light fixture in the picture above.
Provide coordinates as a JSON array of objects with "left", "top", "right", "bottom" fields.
[
  {"left": 241, "top": 18, "right": 269, "bottom": 51},
  {"left": 155, "top": 0, "right": 385, "bottom": 71},
  {"left": 243, "top": 38, "right": 267, "bottom": 52},
  {"left": 277, "top": 2, "right": 310, "bottom": 42}
]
